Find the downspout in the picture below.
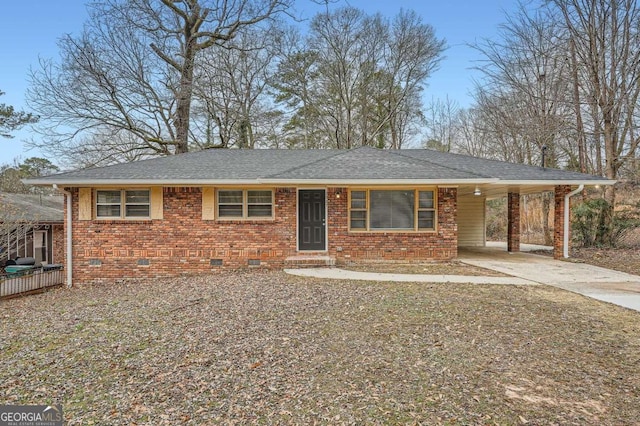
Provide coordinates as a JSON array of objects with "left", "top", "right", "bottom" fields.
[
  {"left": 563, "top": 184, "right": 584, "bottom": 259},
  {"left": 53, "top": 184, "right": 73, "bottom": 288}
]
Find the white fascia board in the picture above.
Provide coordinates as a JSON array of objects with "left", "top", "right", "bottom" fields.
[
  {"left": 259, "top": 178, "right": 498, "bottom": 185},
  {"left": 24, "top": 179, "right": 265, "bottom": 186},
  {"left": 497, "top": 179, "right": 615, "bottom": 186},
  {"left": 25, "top": 177, "right": 613, "bottom": 187}
]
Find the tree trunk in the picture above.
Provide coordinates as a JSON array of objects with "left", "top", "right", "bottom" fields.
[
  {"left": 542, "top": 192, "right": 553, "bottom": 246},
  {"left": 601, "top": 113, "right": 617, "bottom": 244},
  {"left": 174, "top": 43, "right": 195, "bottom": 154},
  {"left": 569, "top": 38, "right": 587, "bottom": 173}
]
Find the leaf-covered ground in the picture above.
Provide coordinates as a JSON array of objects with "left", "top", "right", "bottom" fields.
[
  {"left": 529, "top": 247, "right": 640, "bottom": 276},
  {"left": 2, "top": 272, "right": 640, "bottom": 425},
  {"left": 570, "top": 247, "right": 640, "bottom": 276},
  {"left": 342, "top": 261, "right": 508, "bottom": 276}
]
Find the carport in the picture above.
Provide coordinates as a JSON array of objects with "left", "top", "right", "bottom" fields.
[{"left": 457, "top": 182, "right": 591, "bottom": 259}]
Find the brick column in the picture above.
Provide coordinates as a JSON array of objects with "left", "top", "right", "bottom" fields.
[
  {"left": 554, "top": 185, "right": 572, "bottom": 259},
  {"left": 507, "top": 192, "right": 520, "bottom": 252}
]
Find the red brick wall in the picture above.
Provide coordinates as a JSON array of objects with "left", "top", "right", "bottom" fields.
[
  {"left": 554, "top": 185, "right": 572, "bottom": 259},
  {"left": 51, "top": 224, "right": 64, "bottom": 265},
  {"left": 68, "top": 187, "right": 298, "bottom": 284},
  {"left": 507, "top": 192, "right": 520, "bottom": 252},
  {"left": 66, "top": 186, "right": 458, "bottom": 283},
  {"left": 328, "top": 187, "right": 458, "bottom": 264}
]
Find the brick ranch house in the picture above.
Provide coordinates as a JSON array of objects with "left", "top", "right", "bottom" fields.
[{"left": 27, "top": 147, "right": 612, "bottom": 286}]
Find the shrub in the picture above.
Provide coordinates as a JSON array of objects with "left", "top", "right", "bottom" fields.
[{"left": 572, "top": 198, "right": 640, "bottom": 248}]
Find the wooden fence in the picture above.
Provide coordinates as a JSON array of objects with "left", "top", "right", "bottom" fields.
[{"left": 1, "top": 266, "right": 64, "bottom": 299}]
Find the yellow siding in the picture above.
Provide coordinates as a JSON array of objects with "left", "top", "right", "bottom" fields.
[
  {"left": 202, "top": 187, "right": 215, "bottom": 220},
  {"left": 151, "top": 187, "right": 163, "bottom": 219},
  {"left": 78, "top": 188, "right": 92, "bottom": 220},
  {"left": 458, "top": 193, "right": 485, "bottom": 247}
]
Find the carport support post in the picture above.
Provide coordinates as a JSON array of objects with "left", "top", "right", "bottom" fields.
[
  {"left": 554, "top": 185, "right": 572, "bottom": 259},
  {"left": 507, "top": 192, "right": 520, "bottom": 253}
]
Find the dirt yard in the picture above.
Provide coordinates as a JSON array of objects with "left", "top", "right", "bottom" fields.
[
  {"left": 570, "top": 247, "right": 640, "bottom": 276},
  {"left": 342, "top": 260, "right": 508, "bottom": 276},
  {"left": 2, "top": 272, "right": 639, "bottom": 425}
]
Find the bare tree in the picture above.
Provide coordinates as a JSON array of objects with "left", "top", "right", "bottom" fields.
[
  {"left": 549, "top": 0, "right": 640, "bottom": 213},
  {"left": 423, "top": 96, "right": 460, "bottom": 152},
  {"left": 472, "top": 4, "right": 574, "bottom": 166},
  {"left": 27, "top": 0, "right": 292, "bottom": 165},
  {"left": 380, "top": 9, "right": 445, "bottom": 148},
  {"left": 193, "top": 22, "right": 282, "bottom": 149},
  {"left": 272, "top": 7, "right": 445, "bottom": 149},
  {"left": 310, "top": 7, "right": 385, "bottom": 148}
]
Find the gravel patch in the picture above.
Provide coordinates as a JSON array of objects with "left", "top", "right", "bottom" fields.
[{"left": 2, "top": 271, "right": 640, "bottom": 425}]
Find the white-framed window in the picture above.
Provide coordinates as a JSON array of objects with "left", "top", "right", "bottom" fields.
[
  {"left": 96, "top": 189, "right": 150, "bottom": 219},
  {"left": 349, "top": 189, "right": 436, "bottom": 231},
  {"left": 217, "top": 189, "right": 273, "bottom": 219}
]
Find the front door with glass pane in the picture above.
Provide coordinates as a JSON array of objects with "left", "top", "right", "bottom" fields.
[{"left": 298, "top": 190, "right": 326, "bottom": 251}]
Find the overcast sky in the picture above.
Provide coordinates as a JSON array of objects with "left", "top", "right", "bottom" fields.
[{"left": 0, "top": 0, "right": 517, "bottom": 165}]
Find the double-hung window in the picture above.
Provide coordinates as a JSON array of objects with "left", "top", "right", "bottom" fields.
[
  {"left": 217, "top": 189, "right": 273, "bottom": 219},
  {"left": 349, "top": 189, "right": 436, "bottom": 231},
  {"left": 96, "top": 189, "right": 150, "bottom": 219}
]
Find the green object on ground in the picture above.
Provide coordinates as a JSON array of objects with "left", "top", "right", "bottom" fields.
[{"left": 4, "top": 265, "right": 35, "bottom": 274}]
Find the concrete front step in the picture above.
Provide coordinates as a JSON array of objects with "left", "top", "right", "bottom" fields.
[{"left": 285, "top": 255, "right": 336, "bottom": 268}]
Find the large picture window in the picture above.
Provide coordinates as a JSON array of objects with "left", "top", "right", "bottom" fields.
[
  {"left": 96, "top": 189, "right": 150, "bottom": 219},
  {"left": 349, "top": 189, "right": 436, "bottom": 231},
  {"left": 217, "top": 189, "right": 273, "bottom": 219}
]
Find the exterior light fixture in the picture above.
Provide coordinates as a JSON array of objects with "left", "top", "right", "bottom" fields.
[{"left": 474, "top": 186, "right": 481, "bottom": 196}]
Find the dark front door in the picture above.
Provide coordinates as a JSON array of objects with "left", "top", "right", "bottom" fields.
[{"left": 298, "top": 189, "right": 326, "bottom": 251}]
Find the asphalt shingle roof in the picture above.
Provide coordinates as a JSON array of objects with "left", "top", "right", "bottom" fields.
[
  {"left": 267, "top": 147, "right": 483, "bottom": 180},
  {"left": 26, "top": 146, "right": 611, "bottom": 185},
  {"left": 396, "top": 149, "right": 605, "bottom": 182},
  {"left": 0, "top": 193, "right": 64, "bottom": 223}
]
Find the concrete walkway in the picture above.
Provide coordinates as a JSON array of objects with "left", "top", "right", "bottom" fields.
[
  {"left": 460, "top": 245, "right": 640, "bottom": 312},
  {"left": 286, "top": 243, "right": 640, "bottom": 312}
]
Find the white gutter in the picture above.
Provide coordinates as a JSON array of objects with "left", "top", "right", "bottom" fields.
[
  {"left": 27, "top": 177, "right": 615, "bottom": 187},
  {"left": 564, "top": 184, "right": 584, "bottom": 259},
  {"left": 26, "top": 178, "right": 264, "bottom": 186},
  {"left": 498, "top": 179, "right": 614, "bottom": 186},
  {"left": 53, "top": 184, "right": 73, "bottom": 288},
  {"left": 26, "top": 178, "right": 499, "bottom": 186},
  {"left": 259, "top": 178, "right": 495, "bottom": 185}
]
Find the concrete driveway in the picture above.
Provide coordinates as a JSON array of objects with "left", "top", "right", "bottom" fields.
[{"left": 460, "top": 244, "right": 640, "bottom": 312}]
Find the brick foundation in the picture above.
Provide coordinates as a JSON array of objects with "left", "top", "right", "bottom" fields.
[
  {"left": 65, "top": 186, "right": 459, "bottom": 283},
  {"left": 507, "top": 192, "right": 520, "bottom": 252},
  {"left": 554, "top": 185, "right": 572, "bottom": 259}
]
